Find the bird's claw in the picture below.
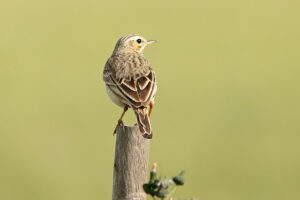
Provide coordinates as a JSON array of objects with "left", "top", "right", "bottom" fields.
[{"left": 113, "top": 120, "right": 124, "bottom": 135}]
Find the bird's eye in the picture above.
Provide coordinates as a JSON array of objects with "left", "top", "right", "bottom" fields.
[{"left": 136, "top": 39, "right": 142, "bottom": 44}]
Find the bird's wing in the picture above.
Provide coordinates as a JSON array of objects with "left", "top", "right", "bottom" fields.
[{"left": 103, "top": 56, "right": 156, "bottom": 108}]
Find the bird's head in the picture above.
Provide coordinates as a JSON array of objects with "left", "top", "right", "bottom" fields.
[{"left": 113, "top": 34, "right": 156, "bottom": 55}]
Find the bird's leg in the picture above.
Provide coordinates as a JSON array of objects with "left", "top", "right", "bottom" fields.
[
  {"left": 113, "top": 105, "right": 129, "bottom": 134},
  {"left": 149, "top": 100, "right": 154, "bottom": 117},
  {"left": 117, "top": 105, "right": 129, "bottom": 126}
]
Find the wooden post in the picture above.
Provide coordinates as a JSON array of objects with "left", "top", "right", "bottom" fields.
[{"left": 112, "top": 125, "right": 150, "bottom": 200}]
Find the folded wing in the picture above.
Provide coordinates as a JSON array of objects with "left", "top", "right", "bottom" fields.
[{"left": 103, "top": 57, "right": 156, "bottom": 109}]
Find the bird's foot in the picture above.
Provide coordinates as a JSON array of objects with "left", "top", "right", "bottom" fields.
[{"left": 113, "top": 119, "right": 124, "bottom": 135}]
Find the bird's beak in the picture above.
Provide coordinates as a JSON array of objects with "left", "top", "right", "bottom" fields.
[{"left": 146, "top": 40, "right": 157, "bottom": 45}]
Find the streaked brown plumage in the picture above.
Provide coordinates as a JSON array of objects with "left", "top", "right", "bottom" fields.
[{"left": 103, "top": 34, "right": 157, "bottom": 139}]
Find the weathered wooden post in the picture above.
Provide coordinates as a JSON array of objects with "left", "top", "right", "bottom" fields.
[{"left": 112, "top": 125, "right": 150, "bottom": 200}]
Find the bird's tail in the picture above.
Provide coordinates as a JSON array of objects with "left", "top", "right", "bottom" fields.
[{"left": 134, "top": 107, "right": 152, "bottom": 139}]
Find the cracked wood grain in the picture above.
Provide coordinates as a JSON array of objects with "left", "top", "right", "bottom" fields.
[{"left": 112, "top": 125, "right": 150, "bottom": 200}]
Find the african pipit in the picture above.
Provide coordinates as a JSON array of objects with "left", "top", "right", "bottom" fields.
[{"left": 103, "top": 34, "right": 157, "bottom": 139}]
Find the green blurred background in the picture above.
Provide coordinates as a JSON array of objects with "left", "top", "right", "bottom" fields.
[{"left": 1, "top": 0, "right": 300, "bottom": 199}]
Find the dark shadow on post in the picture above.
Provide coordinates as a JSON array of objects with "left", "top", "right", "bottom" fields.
[{"left": 112, "top": 125, "right": 150, "bottom": 200}]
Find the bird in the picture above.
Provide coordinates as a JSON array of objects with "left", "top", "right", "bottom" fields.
[{"left": 103, "top": 34, "right": 157, "bottom": 139}]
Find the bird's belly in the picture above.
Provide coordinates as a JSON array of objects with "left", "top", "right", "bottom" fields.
[{"left": 106, "top": 86, "right": 125, "bottom": 107}]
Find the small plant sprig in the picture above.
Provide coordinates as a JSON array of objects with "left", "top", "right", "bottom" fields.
[{"left": 143, "top": 163, "right": 192, "bottom": 200}]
